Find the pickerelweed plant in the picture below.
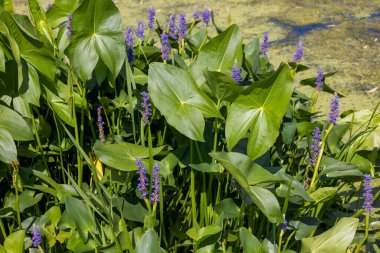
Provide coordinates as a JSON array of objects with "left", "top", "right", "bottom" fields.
[{"left": 0, "top": 0, "right": 379, "bottom": 252}]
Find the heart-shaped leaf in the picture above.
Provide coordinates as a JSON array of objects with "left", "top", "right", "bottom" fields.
[
  {"left": 226, "top": 63, "right": 293, "bottom": 160},
  {"left": 301, "top": 217, "right": 358, "bottom": 253},
  {"left": 190, "top": 24, "right": 243, "bottom": 86},
  {"left": 210, "top": 152, "right": 282, "bottom": 223},
  {"left": 148, "top": 62, "right": 222, "bottom": 141},
  {"left": 67, "top": 0, "right": 125, "bottom": 81},
  {"left": 93, "top": 141, "right": 165, "bottom": 171}
]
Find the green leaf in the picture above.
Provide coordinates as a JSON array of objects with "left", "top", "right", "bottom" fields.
[
  {"left": 210, "top": 152, "right": 282, "bottom": 223},
  {"left": 0, "top": 128, "right": 17, "bottom": 163},
  {"left": 0, "top": 104, "right": 33, "bottom": 141},
  {"left": 190, "top": 24, "right": 243, "bottom": 86},
  {"left": 300, "top": 72, "right": 344, "bottom": 97},
  {"left": 0, "top": 41, "right": 5, "bottom": 72},
  {"left": 226, "top": 63, "right": 293, "bottom": 160},
  {"left": 3, "top": 13, "right": 57, "bottom": 81},
  {"left": 244, "top": 38, "right": 261, "bottom": 76},
  {"left": 309, "top": 187, "right": 338, "bottom": 204},
  {"left": 4, "top": 230, "right": 25, "bottom": 253},
  {"left": 189, "top": 163, "right": 223, "bottom": 173},
  {"left": 301, "top": 217, "right": 358, "bottom": 253},
  {"left": 65, "top": 195, "right": 95, "bottom": 242},
  {"left": 215, "top": 198, "right": 240, "bottom": 219},
  {"left": 289, "top": 217, "right": 319, "bottom": 240},
  {"left": 187, "top": 225, "right": 222, "bottom": 248},
  {"left": 19, "top": 190, "right": 43, "bottom": 212},
  {"left": 93, "top": 141, "right": 165, "bottom": 171},
  {"left": 67, "top": 0, "right": 125, "bottom": 81},
  {"left": 27, "top": 0, "right": 55, "bottom": 45},
  {"left": 203, "top": 69, "right": 244, "bottom": 102},
  {"left": 66, "top": 230, "right": 95, "bottom": 253},
  {"left": 135, "top": 229, "right": 161, "bottom": 253},
  {"left": 319, "top": 156, "right": 362, "bottom": 178},
  {"left": 239, "top": 227, "right": 265, "bottom": 253},
  {"left": 46, "top": 0, "right": 81, "bottom": 28},
  {"left": 148, "top": 63, "right": 222, "bottom": 141}
]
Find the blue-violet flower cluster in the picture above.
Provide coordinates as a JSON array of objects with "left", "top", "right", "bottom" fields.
[
  {"left": 148, "top": 7, "right": 156, "bottom": 29},
  {"left": 161, "top": 32, "right": 170, "bottom": 61},
  {"left": 260, "top": 32, "right": 270, "bottom": 58},
  {"left": 310, "top": 127, "right": 321, "bottom": 166},
  {"left": 362, "top": 174, "right": 373, "bottom": 213},
  {"left": 279, "top": 215, "right": 287, "bottom": 231},
  {"left": 136, "top": 22, "right": 145, "bottom": 39},
  {"left": 97, "top": 106, "right": 106, "bottom": 143},
  {"left": 293, "top": 41, "right": 304, "bottom": 63},
  {"left": 46, "top": 3, "right": 52, "bottom": 11},
  {"left": 231, "top": 59, "right": 241, "bottom": 83},
  {"left": 136, "top": 158, "right": 149, "bottom": 199},
  {"left": 178, "top": 13, "right": 187, "bottom": 40},
  {"left": 66, "top": 14, "right": 72, "bottom": 40},
  {"left": 328, "top": 92, "right": 339, "bottom": 125},
  {"left": 193, "top": 6, "right": 200, "bottom": 20},
  {"left": 202, "top": 9, "right": 211, "bottom": 26},
  {"left": 151, "top": 163, "right": 161, "bottom": 204},
  {"left": 315, "top": 68, "right": 324, "bottom": 91},
  {"left": 125, "top": 27, "right": 135, "bottom": 62},
  {"left": 141, "top": 92, "right": 152, "bottom": 124},
  {"left": 32, "top": 224, "right": 41, "bottom": 247},
  {"left": 168, "top": 14, "right": 177, "bottom": 39}
]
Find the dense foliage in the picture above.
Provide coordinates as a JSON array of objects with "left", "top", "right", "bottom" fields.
[{"left": 0, "top": 0, "right": 379, "bottom": 252}]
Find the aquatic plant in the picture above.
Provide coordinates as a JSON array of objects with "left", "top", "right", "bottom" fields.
[{"left": 0, "top": 1, "right": 377, "bottom": 252}]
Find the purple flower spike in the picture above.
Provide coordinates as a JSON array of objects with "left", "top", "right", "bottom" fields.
[
  {"left": 362, "top": 174, "right": 373, "bottom": 213},
  {"left": 310, "top": 127, "right": 321, "bottom": 166},
  {"left": 279, "top": 215, "right": 287, "bottom": 231},
  {"left": 148, "top": 7, "right": 156, "bottom": 29},
  {"left": 178, "top": 13, "right": 187, "bottom": 40},
  {"left": 125, "top": 27, "right": 135, "bottom": 62},
  {"left": 202, "top": 9, "right": 211, "bottom": 26},
  {"left": 66, "top": 14, "right": 72, "bottom": 40},
  {"left": 292, "top": 41, "right": 304, "bottom": 63},
  {"left": 161, "top": 32, "right": 170, "bottom": 61},
  {"left": 141, "top": 92, "right": 152, "bottom": 124},
  {"left": 32, "top": 224, "right": 41, "bottom": 247},
  {"left": 315, "top": 68, "right": 324, "bottom": 91},
  {"left": 260, "top": 32, "right": 270, "bottom": 58},
  {"left": 168, "top": 14, "right": 177, "bottom": 40},
  {"left": 46, "top": 3, "right": 52, "bottom": 11},
  {"left": 193, "top": 6, "right": 201, "bottom": 20},
  {"left": 136, "top": 21, "right": 145, "bottom": 39},
  {"left": 151, "top": 162, "right": 161, "bottom": 204},
  {"left": 328, "top": 92, "right": 339, "bottom": 125},
  {"left": 231, "top": 59, "right": 241, "bottom": 83},
  {"left": 97, "top": 106, "right": 106, "bottom": 143},
  {"left": 136, "top": 158, "right": 149, "bottom": 199}
]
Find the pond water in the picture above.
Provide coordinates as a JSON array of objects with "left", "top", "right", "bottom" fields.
[{"left": 15, "top": 0, "right": 380, "bottom": 115}]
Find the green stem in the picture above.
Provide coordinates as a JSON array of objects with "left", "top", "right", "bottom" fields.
[
  {"left": 120, "top": 216, "right": 134, "bottom": 253},
  {"left": 13, "top": 168, "right": 21, "bottom": 227},
  {"left": 0, "top": 219, "right": 7, "bottom": 239},
  {"left": 354, "top": 212, "right": 369, "bottom": 253},
  {"left": 282, "top": 230, "right": 296, "bottom": 250},
  {"left": 31, "top": 112, "right": 50, "bottom": 175},
  {"left": 309, "top": 124, "right": 334, "bottom": 191},
  {"left": 190, "top": 141, "right": 197, "bottom": 227},
  {"left": 277, "top": 230, "right": 284, "bottom": 253}
]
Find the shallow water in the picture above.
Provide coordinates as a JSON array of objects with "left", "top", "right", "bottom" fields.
[{"left": 14, "top": 0, "right": 380, "bottom": 115}]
